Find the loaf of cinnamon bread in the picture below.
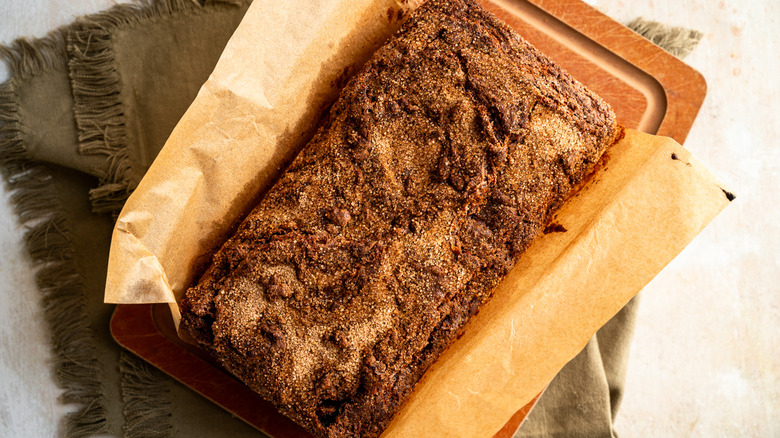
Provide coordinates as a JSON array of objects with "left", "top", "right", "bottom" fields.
[{"left": 180, "top": 0, "right": 621, "bottom": 436}]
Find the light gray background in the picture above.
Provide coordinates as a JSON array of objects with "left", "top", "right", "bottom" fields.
[{"left": 0, "top": 0, "right": 777, "bottom": 436}]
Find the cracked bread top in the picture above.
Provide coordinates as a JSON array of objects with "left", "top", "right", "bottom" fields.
[{"left": 180, "top": 0, "right": 619, "bottom": 436}]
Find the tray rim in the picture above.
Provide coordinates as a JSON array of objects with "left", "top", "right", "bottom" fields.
[{"left": 530, "top": 0, "right": 707, "bottom": 143}]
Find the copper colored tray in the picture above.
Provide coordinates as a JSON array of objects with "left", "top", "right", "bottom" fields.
[{"left": 111, "top": 0, "right": 706, "bottom": 436}]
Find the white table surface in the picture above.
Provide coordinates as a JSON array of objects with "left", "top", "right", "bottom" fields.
[{"left": 1, "top": 0, "right": 777, "bottom": 436}]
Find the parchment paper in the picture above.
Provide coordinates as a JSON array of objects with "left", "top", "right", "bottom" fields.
[{"left": 104, "top": 0, "right": 733, "bottom": 436}]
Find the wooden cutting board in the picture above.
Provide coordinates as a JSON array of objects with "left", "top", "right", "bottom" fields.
[{"left": 111, "top": 0, "right": 706, "bottom": 436}]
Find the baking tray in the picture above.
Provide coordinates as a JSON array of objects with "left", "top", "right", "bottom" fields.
[{"left": 111, "top": 0, "right": 707, "bottom": 436}]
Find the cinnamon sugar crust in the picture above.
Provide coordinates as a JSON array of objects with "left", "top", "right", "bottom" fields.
[{"left": 180, "top": 0, "right": 620, "bottom": 436}]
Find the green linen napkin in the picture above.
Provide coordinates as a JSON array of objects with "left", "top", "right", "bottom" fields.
[
  {"left": 1, "top": 1, "right": 256, "bottom": 436},
  {"left": 0, "top": 2, "right": 701, "bottom": 436}
]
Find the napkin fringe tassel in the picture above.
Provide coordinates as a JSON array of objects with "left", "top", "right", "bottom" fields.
[
  {"left": 120, "top": 351, "right": 174, "bottom": 438},
  {"left": 0, "top": 33, "right": 109, "bottom": 438},
  {"left": 627, "top": 18, "right": 704, "bottom": 59},
  {"left": 67, "top": 0, "right": 248, "bottom": 215}
]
